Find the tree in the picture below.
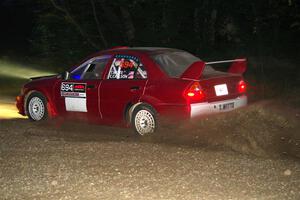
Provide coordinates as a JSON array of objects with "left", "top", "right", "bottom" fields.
[{"left": 31, "top": 0, "right": 300, "bottom": 65}]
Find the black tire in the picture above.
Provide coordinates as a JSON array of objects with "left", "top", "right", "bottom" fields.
[
  {"left": 26, "top": 92, "right": 48, "bottom": 121},
  {"left": 132, "top": 104, "right": 157, "bottom": 136}
]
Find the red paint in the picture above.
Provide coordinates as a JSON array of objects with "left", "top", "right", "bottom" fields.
[
  {"left": 16, "top": 95, "right": 25, "bottom": 115},
  {"left": 74, "top": 84, "right": 85, "bottom": 89},
  {"left": 237, "top": 80, "right": 246, "bottom": 93},
  {"left": 16, "top": 47, "right": 248, "bottom": 127},
  {"left": 184, "top": 82, "right": 205, "bottom": 103},
  {"left": 108, "top": 46, "right": 129, "bottom": 50},
  {"left": 180, "top": 61, "right": 205, "bottom": 80},
  {"left": 228, "top": 58, "right": 247, "bottom": 74},
  {"left": 120, "top": 59, "right": 135, "bottom": 69}
]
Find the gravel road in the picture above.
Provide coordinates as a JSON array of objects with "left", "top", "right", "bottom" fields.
[{"left": 0, "top": 116, "right": 299, "bottom": 200}]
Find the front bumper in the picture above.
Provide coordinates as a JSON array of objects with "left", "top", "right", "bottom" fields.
[
  {"left": 16, "top": 95, "right": 25, "bottom": 115},
  {"left": 190, "top": 95, "right": 247, "bottom": 118}
]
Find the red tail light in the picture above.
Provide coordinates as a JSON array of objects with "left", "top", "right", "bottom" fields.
[
  {"left": 184, "top": 82, "right": 205, "bottom": 103},
  {"left": 238, "top": 80, "right": 246, "bottom": 93}
]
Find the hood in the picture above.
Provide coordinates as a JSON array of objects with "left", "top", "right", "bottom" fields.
[{"left": 30, "top": 74, "right": 58, "bottom": 81}]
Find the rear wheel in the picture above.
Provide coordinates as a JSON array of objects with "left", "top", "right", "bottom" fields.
[
  {"left": 132, "top": 104, "right": 156, "bottom": 136},
  {"left": 26, "top": 92, "right": 48, "bottom": 121}
]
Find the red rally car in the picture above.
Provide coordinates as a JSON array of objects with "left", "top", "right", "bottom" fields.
[{"left": 16, "top": 47, "right": 247, "bottom": 135}]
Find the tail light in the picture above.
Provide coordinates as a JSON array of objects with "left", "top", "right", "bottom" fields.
[
  {"left": 184, "top": 82, "right": 205, "bottom": 103},
  {"left": 237, "top": 80, "right": 246, "bottom": 93}
]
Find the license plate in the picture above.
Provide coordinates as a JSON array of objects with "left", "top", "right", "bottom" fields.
[
  {"left": 219, "top": 102, "right": 234, "bottom": 110},
  {"left": 214, "top": 84, "right": 228, "bottom": 96}
]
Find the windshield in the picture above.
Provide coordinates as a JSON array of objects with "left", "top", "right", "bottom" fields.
[{"left": 151, "top": 51, "right": 215, "bottom": 78}]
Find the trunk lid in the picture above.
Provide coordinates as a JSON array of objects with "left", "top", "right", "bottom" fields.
[
  {"left": 181, "top": 58, "right": 247, "bottom": 102},
  {"left": 200, "top": 71, "right": 243, "bottom": 102}
]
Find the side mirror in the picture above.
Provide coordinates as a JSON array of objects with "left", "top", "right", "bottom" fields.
[{"left": 62, "top": 71, "right": 70, "bottom": 80}]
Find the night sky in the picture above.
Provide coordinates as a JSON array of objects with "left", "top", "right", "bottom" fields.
[
  {"left": 0, "top": 0, "right": 34, "bottom": 55},
  {"left": 0, "top": 0, "right": 300, "bottom": 62}
]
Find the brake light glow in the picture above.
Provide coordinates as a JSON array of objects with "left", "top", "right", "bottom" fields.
[
  {"left": 184, "top": 82, "right": 205, "bottom": 102},
  {"left": 238, "top": 80, "right": 246, "bottom": 93}
]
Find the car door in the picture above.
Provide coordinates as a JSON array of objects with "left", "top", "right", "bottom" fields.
[
  {"left": 54, "top": 55, "right": 112, "bottom": 121},
  {"left": 100, "top": 54, "right": 148, "bottom": 124}
]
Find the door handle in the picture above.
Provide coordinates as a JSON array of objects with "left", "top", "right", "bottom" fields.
[
  {"left": 130, "top": 86, "right": 140, "bottom": 91},
  {"left": 87, "top": 85, "right": 95, "bottom": 89}
]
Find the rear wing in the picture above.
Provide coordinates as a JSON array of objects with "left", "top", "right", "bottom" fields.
[
  {"left": 206, "top": 58, "right": 247, "bottom": 75},
  {"left": 180, "top": 58, "right": 247, "bottom": 80}
]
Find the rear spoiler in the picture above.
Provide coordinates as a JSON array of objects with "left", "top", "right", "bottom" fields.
[
  {"left": 180, "top": 58, "right": 247, "bottom": 80},
  {"left": 207, "top": 58, "right": 247, "bottom": 75}
]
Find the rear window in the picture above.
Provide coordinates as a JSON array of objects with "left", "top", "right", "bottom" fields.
[
  {"left": 152, "top": 51, "right": 216, "bottom": 78},
  {"left": 151, "top": 51, "right": 202, "bottom": 77}
]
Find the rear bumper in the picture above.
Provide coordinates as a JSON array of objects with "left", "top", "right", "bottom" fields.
[{"left": 190, "top": 95, "right": 247, "bottom": 118}]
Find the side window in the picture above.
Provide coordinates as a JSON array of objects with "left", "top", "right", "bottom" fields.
[
  {"left": 70, "top": 65, "right": 86, "bottom": 80},
  {"left": 107, "top": 55, "right": 148, "bottom": 80},
  {"left": 82, "top": 58, "right": 109, "bottom": 80},
  {"left": 70, "top": 56, "right": 110, "bottom": 80}
]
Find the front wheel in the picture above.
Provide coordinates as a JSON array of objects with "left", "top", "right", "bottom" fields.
[
  {"left": 26, "top": 92, "right": 48, "bottom": 121},
  {"left": 132, "top": 105, "right": 156, "bottom": 136}
]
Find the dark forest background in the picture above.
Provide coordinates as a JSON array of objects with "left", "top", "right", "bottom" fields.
[{"left": 0, "top": 0, "right": 299, "bottom": 100}]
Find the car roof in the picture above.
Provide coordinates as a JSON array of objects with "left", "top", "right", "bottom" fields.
[
  {"left": 72, "top": 47, "right": 187, "bottom": 71},
  {"left": 101, "top": 47, "right": 184, "bottom": 55}
]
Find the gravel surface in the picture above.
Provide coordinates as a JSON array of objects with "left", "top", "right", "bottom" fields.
[{"left": 0, "top": 118, "right": 300, "bottom": 200}]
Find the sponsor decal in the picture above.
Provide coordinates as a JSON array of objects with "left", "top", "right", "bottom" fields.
[
  {"left": 73, "top": 84, "right": 86, "bottom": 92},
  {"left": 61, "top": 82, "right": 86, "bottom": 98},
  {"left": 65, "top": 97, "right": 87, "bottom": 112},
  {"left": 107, "top": 54, "right": 147, "bottom": 80},
  {"left": 115, "top": 54, "right": 139, "bottom": 63},
  {"left": 120, "top": 59, "right": 135, "bottom": 69},
  {"left": 108, "top": 55, "right": 139, "bottom": 79}
]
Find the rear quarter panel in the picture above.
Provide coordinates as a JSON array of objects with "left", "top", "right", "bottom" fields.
[
  {"left": 141, "top": 78, "right": 191, "bottom": 121},
  {"left": 136, "top": 53, "right": 193, "bottom": 121}
]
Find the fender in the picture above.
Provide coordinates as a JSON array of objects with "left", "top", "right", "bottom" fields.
[
  {"left": 139, "top": 95, "right": 163, "bottom": 110},
  {"left": 126, "top": 95, "right": 162, "bottom": 123},
  {"left": 24, "top": 88, "right": 58, "bottom": 118},
  {"left": 127, "top": 102, "right": 143, "bottom": 123}
]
